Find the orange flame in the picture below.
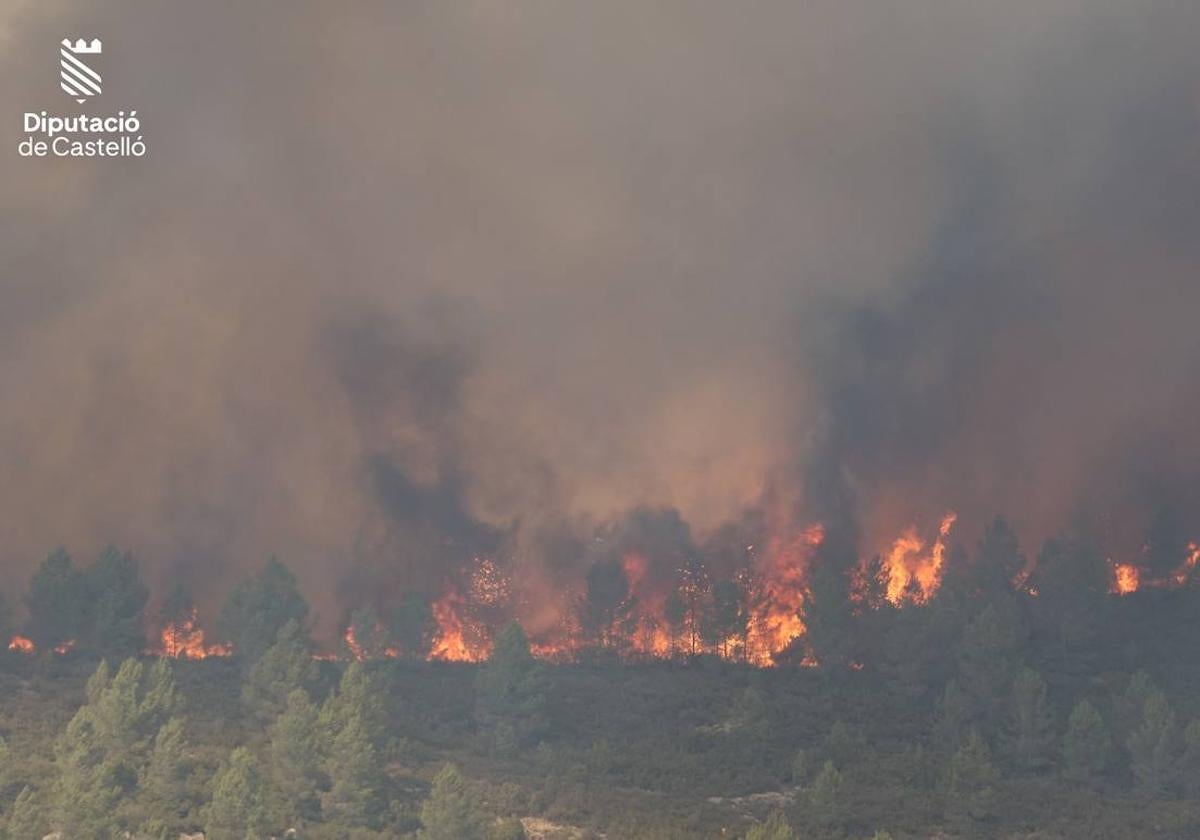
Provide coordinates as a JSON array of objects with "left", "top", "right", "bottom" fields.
[
  {"left": 155, "top": 610, "right": 232, "bottom": 659},
  {"left": 1112, "top": 562, "right": 1140, "bottom": 595},
  {"left": 622, "top": 551, "right": 674, "bottom": 658},
  {"left": 429, "top": 587, "right": 489, "bottom": 662},
  {"left": 7, "top": 635, "right": 34, "bottom": 654},
  {"left": 1173, "top": 542, "right": 1200, "bottom": 586},
  {"left": 744, "top": 523, "right": 823, "bottom": 666},
  {"left": 341, "top": 623, "right": 400, "bottom": 661},
  {"left": 883, "top": 512, "right": 957, "bottom": 604}
]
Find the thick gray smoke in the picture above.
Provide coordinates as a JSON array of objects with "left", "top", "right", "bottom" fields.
[{"left": 1, "top": 1, "right": 1199, "bottom": 634}]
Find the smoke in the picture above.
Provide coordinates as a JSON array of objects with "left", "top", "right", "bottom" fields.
[{"left": 2, "top": 1, "right": 1199, "bottom": 636}]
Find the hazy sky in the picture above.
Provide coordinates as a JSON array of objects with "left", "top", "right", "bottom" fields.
[{"left": 2, "top": 2, "right": 1199, "bottom": 629}]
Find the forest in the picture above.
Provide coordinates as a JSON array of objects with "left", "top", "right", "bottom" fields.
[{"left": 2, "top": 516, "right": 1200, "bottom": 839}]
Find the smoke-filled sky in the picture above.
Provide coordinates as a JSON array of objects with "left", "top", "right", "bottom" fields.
[{"left": 2, "top": 1, "right": 1199, "bottom": 634}]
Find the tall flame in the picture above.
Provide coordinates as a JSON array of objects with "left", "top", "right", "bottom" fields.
[
  {"left": 429, "top": 587, "right": 489, "bottom": 662},
  {"left": 883, "top": 512, "right": 957, "bottom": 604},
  {"left": 744, "top": 522, "right": 823, "bottom": 665}
]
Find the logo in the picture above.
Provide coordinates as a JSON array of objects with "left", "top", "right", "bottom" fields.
[
  {"left": 60, "top": 38, "right": 102, "bottom": 104},
  {"left": 17, "top": 37, "right": 146, "bottom": 159}
]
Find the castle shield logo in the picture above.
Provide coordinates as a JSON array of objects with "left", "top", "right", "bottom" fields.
[{"left": 60, "top": 38, "right": 102, "bottom": 104}]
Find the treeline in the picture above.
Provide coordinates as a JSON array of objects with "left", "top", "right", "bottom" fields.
[
  {"left": 3, "top": 549, "right": 441, "bottom": 663},
  {"left": 3, "top": 518, "right": 1200, "bottom": 837},
  {"left": 0, "top": 618, "right": 544, "bottom": 838}
]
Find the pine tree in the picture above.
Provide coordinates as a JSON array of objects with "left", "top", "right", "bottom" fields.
[
  {"left": 321, "top": 660, "right": 389, "bottom": 751},
  {"left": 745, "top": 810, "right": 796, "bottom": 840},
  {"left": 475, "top": 623, "right": 548, "bottom": 751},
  {"left": 1026, "top": 538, "right": 1108, "bottom": 676},
  {"left": 1063, "top": 700, "right": 1110, "bottom": 785},
  {"left": 975, "top": 517, "right": 1024, "bottom": 595},
  {"left": 269, "top": 690, "right": 325, "bottom": 824},
  {"left": 943, "top": 730, "right": 999, "bottom": 828},
  {"left": 141, "top": 717, "right": 189, "bottom": 822},
  {"left": 1116, "top": 671, "right": 1156, "bottom": 742},
  {"left": 825, "top": 720, "right": 866, "bottom": 768},
  {"left": 24, "top": 548, "right": 90, "bottom": 650},
  {"left": 1127, "top": 689, "right": 1178, "bottom": 795},
  {"left": 1179, "top": 719, "right": 1200, "bottom": 799},
  {"left": 6, "top": 785, "right": 43, "bottom": 840},
  {"left": 790, "top": 747, "right": 810, "bottom": 784},
  {"left": 204, "top": 747, "right": 269, "bottom": 840},
  {"left": 242, "top": 619, "right": 317, "bottom": 721},
  {"left": 390, "top": 592, "right": 437, "bottom": 660},
  {"left": 663, "top": 591, "right": 688, "bottom": 658},
  {"left": 803, "top": 554, "right": 854, "bottom": 669},
  {"left": 419, "top": 763, "right": 486, "bottom": 840},
  {"left": 324, "top": 713, "right": 385, "bottom": 829},
  {"left": 881, "top": 602, "right": 952, "bottom": 703},
  {"left": 807, "top": 760, "right": 844, "bottom": 829},
  {"left": 957, "top": 599, "right": 1027, "bottom": 731},
  {"left": 1003, "top": 668, "right": 1055, "bottom": 771},
  {"left": 581, "top": 559, "right": 635, "bottom": 650},
  {"left": 51, "top": 707, "right": 121, "bottom": 840},
  {"left": 218, "top": 556, "right": 311, "bottom": 665},
  {"left": 701, "top": 579, "right": 748, "bottom": 659},
  {"left": 729, "top": 685, "right": 769, "bottom": 733},
  {"left": 85, "top": 545, "right": 149, "bottom": 656},
  {"left": 932, "top": 679, "right": 972, "bottom": 754},
  {"left": 51, "top": 658, "right": 179, "bottom": 838}
]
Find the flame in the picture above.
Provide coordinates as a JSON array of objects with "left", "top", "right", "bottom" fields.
[
  {"left": 7, "top": 635, "right": 78, "bottom": 655},
  {"left": 744, "top": 523, "right": 823, "bottom": 665},
  {"left": 1112, "top": 562, "right": 1140, "bottom": 595},
  {"left": 429, "top": 587, "right": 489, "bottom": 662},
  {"left": 341, "top": 622, "right": 400, "bottom": 661},
  {"left": 622, "top": 552, "right": 674, "bottom": 658},
  {"left": 343, "top": 624, "right": 367, "bottom": 661},
  {"left": 883, "top": 512, "right": 957, "bottom": 604},
  {"left": 1173, "top": 542, "right": 1200, "bottom": 586},
  {"left": 155, "top": 610, "right": 232, "bottom": 659},
  {"left": 7, "top": 635, "right": 34, "bottom": 654}
]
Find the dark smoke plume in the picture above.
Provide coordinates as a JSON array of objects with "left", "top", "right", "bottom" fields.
[{"left": 2, "top": 2, "right": 1199, "bottom": 636}]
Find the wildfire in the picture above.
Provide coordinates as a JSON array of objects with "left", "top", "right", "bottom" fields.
[
  {"left": 1108, "top": 541, "right": 1200, "bottom": 595},
  {"left": 342, "top": 624, "right": 369, "bottom": 661},
  {"left": 744, "top": 522, "right": 824, "bottom": 666},
  {"left": 6, "top": 635, "right": 75, "bottom": 655},
  {"left": 622, "top": 552, "right": 674, "bottom": 658},
  {"left": 155, "top": 610, "right": 232, "bottom": 659},
  {"left": 883, "top": 512, "right": 957, "bottom": 604},
  {"left": 429, "top": 587, "right": 489, "bottom": 662},
  {"left": 1174, "top": 542, "right": 1200, "bottom": 586},
  {"left": 341, "top": 623, "right": 400, "bottom": 661},
  {"left": 7, "top": 635, "right": 34, "bottom": 653},
  {"left": 1111, "top": 562, "right": 1140, "bottom": 595}
]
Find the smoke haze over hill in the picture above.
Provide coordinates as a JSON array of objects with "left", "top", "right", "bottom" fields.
[{"left": 2, "top": 1, "right": 1200, "bottom": 639}]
